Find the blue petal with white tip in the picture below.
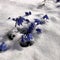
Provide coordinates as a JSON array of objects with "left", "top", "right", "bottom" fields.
[
  {"left": 27, "top": 33, "right": 33, "bottom": 41},
  {"left": 42, "top": 15, "right": 49, "bottom": 19},
  {"left": 34, "top": 19, "right": 41, "bottom": 25},
  {"left": 21, "top": 34, "right": 33, "bottom": 43}
]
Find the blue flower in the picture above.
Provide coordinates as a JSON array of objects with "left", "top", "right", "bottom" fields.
[
  {"left": 34, "top": 19, "right": 45, "bottom": 25},
  {"left": 16, "top": 16, "right": 25, "bottom": 26},
  {"left": 0, "top": 42, "right": 8, "bottom": 51}
]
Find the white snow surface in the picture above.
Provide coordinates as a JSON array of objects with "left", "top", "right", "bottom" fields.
[{"left": 0, "top": 0, "right": 60, "bottom": 60}]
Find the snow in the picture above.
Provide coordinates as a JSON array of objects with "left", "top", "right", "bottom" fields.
[{"left": 0, "top": 0, "right": 60, "bottom": 60}]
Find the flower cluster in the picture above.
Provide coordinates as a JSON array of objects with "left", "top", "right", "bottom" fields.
[{"left": 0, "top": 11, "right": 49, "bottom": 52}]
